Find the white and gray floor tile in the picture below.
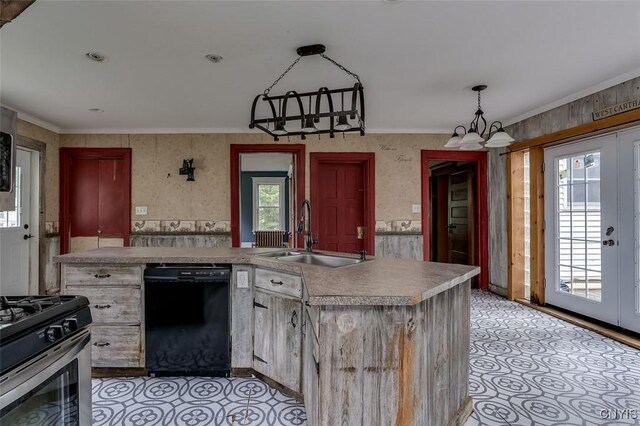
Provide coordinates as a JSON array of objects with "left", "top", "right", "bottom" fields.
[{"left": 92, "top": 290, "right": 640, "bottom": 425}]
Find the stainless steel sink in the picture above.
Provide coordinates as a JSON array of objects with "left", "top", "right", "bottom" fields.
[
  {"left": 257, "top": 250, "right": 303, "bottom": 258},
  {"left": 258, "top": 251, "right": 365, "bottom": 268}
]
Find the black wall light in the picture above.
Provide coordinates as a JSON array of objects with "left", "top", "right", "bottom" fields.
[
  {"left": 249, "top": 44, "right": 365, "bottom": 141},
  {"left": 179, "top": 159, "right": 195, "bottom": 181}
]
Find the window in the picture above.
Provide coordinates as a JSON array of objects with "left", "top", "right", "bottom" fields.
[
  {"left": 252, "top": 177, "right": 286, "bottom": 231},
  {"left": 0, "top": 164, "right": 22, "bottom": 228}
]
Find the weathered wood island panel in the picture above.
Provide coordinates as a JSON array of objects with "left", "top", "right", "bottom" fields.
[
  {"left": 56, "top": 247, "right": 478, "bottom": 426},
  {"left": 312, "top": 283, "right": 471, "bottom": 426}
]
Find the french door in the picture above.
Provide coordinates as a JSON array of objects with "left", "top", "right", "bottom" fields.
[{"left": 544, "top": 128, "right": 640, "bottom": 333}]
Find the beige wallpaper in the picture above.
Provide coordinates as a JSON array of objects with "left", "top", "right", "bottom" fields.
[
  {"left": 16, "top": 119, "right": 60, "bottom": 222},
  {"left": 57, "top": 132, "right": 450, "bottom": 224}
]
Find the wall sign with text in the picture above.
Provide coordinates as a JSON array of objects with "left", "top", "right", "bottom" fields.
[{"left": 592, "top": 98, "right": 640, "bottom": 121}]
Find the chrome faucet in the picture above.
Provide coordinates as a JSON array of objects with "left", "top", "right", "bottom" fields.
[{"left": 297, "top": 199, "right": 317, "bottom": 252}]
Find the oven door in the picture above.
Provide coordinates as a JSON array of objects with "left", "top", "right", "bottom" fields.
[{"left": 0, "top": 329, "right": 91, "bottom": 425}]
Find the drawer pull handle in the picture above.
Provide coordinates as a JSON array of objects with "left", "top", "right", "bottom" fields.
[
  {"left": 93, "top": 342, "right": 110, "bottom": 347},
  {"left": 270, "top": 279, "right": 284, "bottom": 286},
  {"left": 94, "top": 304, "right": 112, "bottom": 309},
  {"left": 291, "top": 310, "right": 298, "bottom": 329},
  {"left": 94, "top": 273, "right": 112, "bottom": 279}
]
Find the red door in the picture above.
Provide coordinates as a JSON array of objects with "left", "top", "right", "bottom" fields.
[
  {"left": 60, "top": 148, "right": 131, "bottom": 254},
  {"left": 315, "top": 163, "right": 365, "bottom": 253}
]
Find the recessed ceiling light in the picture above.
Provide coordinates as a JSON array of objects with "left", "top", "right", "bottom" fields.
[
  {"left": 205, "top": 54, "right": 223, "bottom": 63},
  {"left": 85, "top": 51, "right": 107, "bottom": 62},
  {"left": 89, "top": 108, "right": 104, "bottom": 113}
]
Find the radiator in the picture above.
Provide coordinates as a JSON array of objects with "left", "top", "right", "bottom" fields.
[{"left": 253, "top": 230, "right": 286, "bottom": 248}]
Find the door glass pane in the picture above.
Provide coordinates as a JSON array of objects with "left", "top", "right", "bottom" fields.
[
  {"left": 556, "top": 151, "right": 601, "bottom": 301},
  {"left": 0, "top": 165, "right": 22, "bottom": 228}
]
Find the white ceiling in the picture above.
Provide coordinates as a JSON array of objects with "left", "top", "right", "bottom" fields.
[{"left": 1, "top": 0, "right": 640, "bottom": 134}]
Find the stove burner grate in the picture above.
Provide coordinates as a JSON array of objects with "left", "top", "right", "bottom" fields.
[{"left": 0, "top": 296, "right": 63, "bottom": 324}]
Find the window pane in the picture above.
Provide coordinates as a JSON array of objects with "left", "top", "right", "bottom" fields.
[
  {"left": 258, "top": 207, "right": 280, "bottom": 230},
  {"left": 0, "top": 165, "right": 21, "bottom": 228},
  {"left": 258, "top": 184, "right": 280, "bottom": 207}
]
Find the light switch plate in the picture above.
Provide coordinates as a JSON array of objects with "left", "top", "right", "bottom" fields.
[
  {"left": 412, "top": 204, "right": 421, "bottom": 213},
  {"left": 135, "top": 206, "right": 148, "bottom": 215},
  {"left": 237, "top": 270, "right": 249, "bottom": 289}
]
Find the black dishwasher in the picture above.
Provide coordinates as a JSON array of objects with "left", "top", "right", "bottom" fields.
[{"left": 144, "top": 265, "right": 230, "bottom": 377}]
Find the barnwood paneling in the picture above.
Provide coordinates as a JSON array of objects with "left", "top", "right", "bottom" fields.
[
  {"left": 302, "top": 309, "right": 319, "bottom": 426},
  {"left": 0, "top": 0, "right": 36, "bottom": 27},
  {"left": 315, "top": 282, "right": 471, "bottom": 426},
  {"left": 231, "top": 265, "right": 254, "bottom": 369}
]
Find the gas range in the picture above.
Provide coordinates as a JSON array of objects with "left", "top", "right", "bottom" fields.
[{"left": 0, "top": 295, "right": 92, "bottom": 375}]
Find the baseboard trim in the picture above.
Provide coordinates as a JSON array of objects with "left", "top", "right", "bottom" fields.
[
  {"left": 92, "top": 367, "right": 146, "bottom": 378},
  {"left": 516, "top": 299, "right": 640, "bottom": 350}
]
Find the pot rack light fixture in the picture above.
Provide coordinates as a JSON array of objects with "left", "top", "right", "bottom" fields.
[
  {"left": 445, "top": 85, "right": 514, "bottom": 150},
  {"left": 249, "top": 44, "right": 365, "bottom": 141}
]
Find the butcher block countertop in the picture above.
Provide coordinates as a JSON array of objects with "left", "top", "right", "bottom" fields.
[{"left": 55, "top": 247, "right": 479, "bottom": 306}]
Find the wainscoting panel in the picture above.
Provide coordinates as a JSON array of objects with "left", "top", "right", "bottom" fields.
[
  {"left": 374, "top": 234, "right": 423, "bottom": 260},
  {"left": 130, "top": 234, "right": 232, "bottom": 249}
]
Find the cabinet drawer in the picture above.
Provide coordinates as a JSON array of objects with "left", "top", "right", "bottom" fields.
[
  {"left": 66, "top": 286, "right": 141, "bottom": 325},
  {"left": 91, "top": 326, "right": 142, "bottom": 368},
  {"left": 64, "top": 265, "right": 142, "bottom": 286},
  {"left": 255, "top": 268, "right": 302, "bottom": 298}
]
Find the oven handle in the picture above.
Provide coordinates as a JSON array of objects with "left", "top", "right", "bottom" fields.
[{"left": 0, "top": 330, "right": 91, "bottom": 411}]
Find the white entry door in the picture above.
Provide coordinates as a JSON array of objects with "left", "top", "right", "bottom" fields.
[
  {"left": 0, "top": 149, "right": 32, "bottom": 295},
  {"left": 545, "top": 134, "right": 618, "bottom": 325},
  {"left": 618, "top": 127, "right": 640, "bottom": 333},
  {"left": 545, "top": 129, "right": 640, "bottom": 333}
]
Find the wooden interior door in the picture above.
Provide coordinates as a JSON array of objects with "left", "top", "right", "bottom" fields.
[
  {"left": 447, "top": 169, "right": 475, "bottom": 265},
  {"left": 316, "top": 162, "right": 365, "bottom": 253}
]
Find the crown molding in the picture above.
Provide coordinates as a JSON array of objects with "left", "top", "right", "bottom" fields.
[
  {"left": 60, "top": 126, "right": 451, "bottom": 135},
  {"left": 0, "top": 104, "right": 62, "bottom": 134}
]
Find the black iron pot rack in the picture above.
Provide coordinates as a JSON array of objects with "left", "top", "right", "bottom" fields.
[{"left": 249, "top": 44, "right": 365, "bottom": 141}]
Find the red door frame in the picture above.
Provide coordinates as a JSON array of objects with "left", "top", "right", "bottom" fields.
[
  {"left": 59, "top": 148, "right": 132, "bottom": 254},
  {"left": 310, "top": 153, "right": 376, "bottom": 255},
  {"left": 421, "top": 150, "right": 488, "bottom": 290},
  {"left": 230, "top": 144, "right": 306, "bottom": 248}
]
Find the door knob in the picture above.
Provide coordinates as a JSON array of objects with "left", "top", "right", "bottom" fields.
[
  {"left": 602, "top": 239, "right": 615, "bottom": 246},
  {"left": 23, "top": 234, "right": 33, "bottom": 240}
]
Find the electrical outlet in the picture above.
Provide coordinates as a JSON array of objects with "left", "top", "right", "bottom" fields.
[
  {"left": 135, "top": 206, "right": 148, "bottom": 215},
  {"left": 237, "top": 270, "right": 249, "bottom": 289},
  {"left": 412, "top": 204, "right": 421, "bottom": 213}
]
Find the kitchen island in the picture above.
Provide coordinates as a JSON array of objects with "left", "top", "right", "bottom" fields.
[{"left": 56, "top": 247, "right": 480, "bottom": 426}]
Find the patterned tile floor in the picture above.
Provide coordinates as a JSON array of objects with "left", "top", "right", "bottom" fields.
[{"left": 93, "top": 290, "right": 640, "bottom": 425}]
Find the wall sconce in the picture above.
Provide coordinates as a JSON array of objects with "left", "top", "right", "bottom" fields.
[{"left": 179, "top": 159, "right": 195, "bottom": 181}]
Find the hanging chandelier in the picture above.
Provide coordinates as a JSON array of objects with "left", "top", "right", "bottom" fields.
[
  {"left": 249, "top": 44, "right": 365, "bottom": 141},
  {"left": 445, "top": 85, "right": 514, "bottom": 150}
]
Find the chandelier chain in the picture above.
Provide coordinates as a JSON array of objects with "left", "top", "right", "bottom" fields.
[
  {"left": 320, "top": 53, "right": 362, "bottom": 85},
  {"left": 263, "top": 56, "right": 302, "bottom": 96},
  {"left": 477, "top": 90, "right": 482, "bottom": 110}
]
